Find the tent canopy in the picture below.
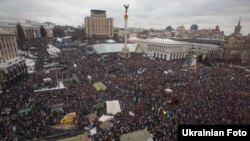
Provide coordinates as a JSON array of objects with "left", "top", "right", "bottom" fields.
[
  {"left": 93, "top": 82, "right": 107, "bottom": 91},
  {"left": 120, "top": 129, "right": 151, "bottom": 141},
  {"left": 98, "top": 115, "right": 113, "bottom": 122}
]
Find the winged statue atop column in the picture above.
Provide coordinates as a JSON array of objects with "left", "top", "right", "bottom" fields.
[{"left": 123, "top": 4, "right": 129, "bottom": 13}]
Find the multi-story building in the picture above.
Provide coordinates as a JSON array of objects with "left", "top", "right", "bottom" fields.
[
  {"left": 45, "top": 27, "right": 54, "bottom": 38},
  {"left": 0, "top": 24, "right": 17, "bottom": 34},
  {"left": 209, "top": 19, "right": 250, "bottom": 60},
  {"left": 190, "top": 24, "right": 198, "bottom": 31},
  {"left": 221, "top": 19, "right": 250, "bottom": 60},
  {"left": 0, "top": 22, "right": 41, "bottom": 39},
  {"left": 176, "top": 26, "right": 185, "bottom": 32},
  {"left": 25, "top": 20, "right": 54, "bottom": 38},
  {"left": 22, "top": 24, "right": 41, "bottom": 39},
  {"left": 84, "top": 10, "right": 113, "bottom": 39},
  {"left": 0, "top": 29, "right": 27, "bottom": 91}
]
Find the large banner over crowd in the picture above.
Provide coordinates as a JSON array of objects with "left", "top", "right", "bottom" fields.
[{"left": 106, "top": 100, "right": 121, "bottom": 115}]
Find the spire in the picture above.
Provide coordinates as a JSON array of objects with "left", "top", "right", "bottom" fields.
[
  {"left": 233, "top": 17, "right": 242, "bottom": 35},
  {"left": 238, "top": 16, "right": 241, "bottom": 26}
]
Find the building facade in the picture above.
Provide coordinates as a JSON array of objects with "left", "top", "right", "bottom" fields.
[
  {"left": 220, "top": 19, "right": 250, "bottom": 60},
  {"left": 22, "top": 25, "right": 41, "bottom": 39},
  {"left": 0, "top": 29, "right": 27, "bottom": 91},
  {"left": 84, "top": 10, "right": 113, "bottom": 39},
  {"left": 0, "top": 22, "right": 41, "bottom": 39},
  {"left": 45, "top": 27, "right": 54, "bottom": 38},
  {"left": 128, "top": 37, "right": 219, "bottom": 61},
  {"left": 190, "top": 24, "right": 198, "bottom": 31}
]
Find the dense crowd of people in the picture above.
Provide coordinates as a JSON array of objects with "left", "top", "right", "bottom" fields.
[{"left": 0, "top": 46, "right": 249, "bottom": 141}]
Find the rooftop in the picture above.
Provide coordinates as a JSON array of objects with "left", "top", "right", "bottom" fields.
[
  {"left": 129, "top": 37, "right": 187, "bottom": 45},
  {"left": 0, "top": 29, "right": 14, "bottom": 35},
  {"left": 0, "top": 57, "right": 24, "bottom": 68},
  {"left": 92, "top": 43, "right": 137, "bottom": 54}
]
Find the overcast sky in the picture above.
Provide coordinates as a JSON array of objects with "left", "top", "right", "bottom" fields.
[{"left": 0, "top": 0, "right": 249, "bottom": 35}]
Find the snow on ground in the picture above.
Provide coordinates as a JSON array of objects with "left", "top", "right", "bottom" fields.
[
  {"left": 106, "top": 39, "right": 116, "bottom": 43},
  {"left": 25, "top": 58, "right": 35, "bottom": 73},
  {"left": 47, "top": 44, "right": 61, "bottom": 57},
  {"left": 34, "top": 81, "right": 66, "bottom": 92}
]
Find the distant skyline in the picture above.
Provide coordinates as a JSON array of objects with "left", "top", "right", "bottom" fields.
[{"left": 0, "top": 0, "right": 249, "bottom": 35}]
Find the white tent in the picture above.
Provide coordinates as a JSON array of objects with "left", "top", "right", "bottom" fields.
[
  {"left": 165, "top": 88, "right": 173, "bottom": 93},
  {"left": 43, "top": 78, "right": 52, "bottom": 83},
  {"left": 87, "top": 75, "right": 92, "bottom": 80},
  {"left": 164, "top": 71, "right": 168, "bottom": 75},
  {"left": 106, "top": 100, "right": 121, "bottom": 115}
]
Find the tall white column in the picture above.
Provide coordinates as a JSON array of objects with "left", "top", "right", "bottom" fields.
[
  {"left": 124, "top": 18, "right": 127, "bottom": 48},
  {"left": 121, "top": 4, "right": 130, "bottom": 58}
]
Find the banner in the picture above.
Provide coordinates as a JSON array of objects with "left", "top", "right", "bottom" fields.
[
  {"left": 190, "top": 55, "right": 197, "bottom": 70},
  {"left": 93, "top": 82, "right": 107, "bottom": 91},
  {"left": 106, "top": 100, "right": 121, "bottom": 115},
  {"left": 60, "top": 112, "right": 76, "bottom": 124}
]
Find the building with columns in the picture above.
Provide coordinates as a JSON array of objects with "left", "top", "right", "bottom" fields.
[
  {"left": 22, "top": 24, "right": 41, "bottom": 39},
  {"left": 45, "top": 27, "right": 54, "bottom": 38},
  {"left": 84, "top": 10, "right": 113, "bottom": 39},
  {"left": 0, "top": 22, "right": 41, "bottom": 39},
  {"left": 0, "top": 29, "right": 27, "bottom": 91},
  {"left": 128, "top": 37, "right": 219, "bottom": 61}
]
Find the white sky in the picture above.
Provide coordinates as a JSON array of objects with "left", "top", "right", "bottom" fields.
[{"left": 0, "top": 0, "right": 249, "bottom": 35}]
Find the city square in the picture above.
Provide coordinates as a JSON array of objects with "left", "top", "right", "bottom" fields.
[{"left": 0, "top": 0, "right": 250, "bottom": 141}]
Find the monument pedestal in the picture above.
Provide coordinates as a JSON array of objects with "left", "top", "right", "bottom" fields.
[{"left": 121, "top": 46, "right": 130, "bottom": 58}]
